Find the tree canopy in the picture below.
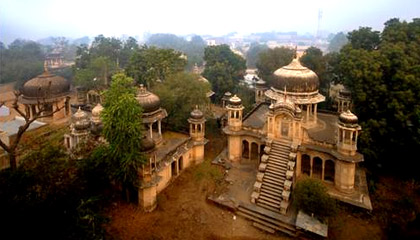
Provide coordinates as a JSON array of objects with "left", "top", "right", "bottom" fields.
[
  {"left": 338, "top": 18, "right": 420, "bottom": 176},
  {"left": 256, "top": 47, "right": 294, "bottom": 84},
  {"left": 101, "top": 73, "right": 146, "bottom": 191},
  {"left": 202, "top": 44, "right": 246, "bottom": 100},
  {"left": 125, "top": 45, "right": 186, "bottom": 87},
  {"left": 327, "top": 32, "right": 348, "bottom": 53},
  {"left": 0, "top": 39, "right": 44, "bottom": 86},
  {"left": 153, "top": 72, "right": 210, "bottom": 130}
]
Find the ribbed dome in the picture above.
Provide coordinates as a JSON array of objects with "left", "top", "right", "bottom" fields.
[
  {"left": 339, "top": 110, "right": 358, "bottom": 124},
  {"left": 190, "top": 106, "right": 204, "bottom": 119},
  {"left": 72, "top": 107, "right": 90, "bottom": 130},
  {"left": 136, "top": 84, "right": 161, "bottom": 113},
  {"left": 22, "top": 69, "right": 70, "bottom": 99},
  {"left": 256, "top": 79, "right": 266, "bottom": 86},
  {"left": 272, "top": 58, "right": 319, "bottom": 93},
  {"left": 140, "top": 135, "right": 155, "bottom": 152}
]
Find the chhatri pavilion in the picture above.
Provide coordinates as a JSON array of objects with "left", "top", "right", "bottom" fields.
[{"left": 223, "top": 55, "right": 372, "bottom": 217}]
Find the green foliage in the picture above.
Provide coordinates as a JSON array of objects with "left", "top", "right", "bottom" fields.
[
  {"left": 203, "top": 44, "right": 246, "bottom": 99},
  {"left": 256, "top": 47, "right": 294, "bottom": 84},
  {"left": 294, "top": 178, "right": 337, "bottom": 222},
  {"left": 328, "top": 32, "right": 348, "bottom": 52},
  {"left": 246, "top": 42, "right": 269, "bottom": 68},
  {"left": 153, "top": 72, "right": 210, "bottom": 130},
  {"left": 234, "top": 84, "right": 255, "bottom": 115},
  {"left": 0, "top": 39, "right": 44, "bottom": 85},
  {"left": 102, "top": 73, "right": 146, "bottom": 188},
  {"left": 337, "top": 18, "right": 420, "bottom": 175},
  {"left": 147, "top": 34, "right": 206, "bottom": 70},
  {"left": 0, "top": 145, "right": 108, "bottom": 239},
  {"left": 126, "top": 45, "right": 187, "bottom": 87},
  {"left": 347, "top": 27, "right": 381, "bottom": 50}
]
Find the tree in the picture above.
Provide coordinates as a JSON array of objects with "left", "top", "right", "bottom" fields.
[
  {"left": 256, "top": 47, "right": 294, "bottom": 84},
  {"left": 153, "top": 72, "right": 210, "bottom": 130},
  {"left": 0, "top": 39, "right": 44, "bottom": 85},
  {"left": 101, "top": 73, "right": 146, "bottom": 199},
  {"left": 0, "top": 92, "right": 66, "bottom": 170},
  {"left": 203, "top": 44, "right": 246, "bottom": 99},
  {"left": 246, "top": 42, "right": 269, "bottom": 68},
  {"left": 294, "top": 178, "right": 337, "bottom": 222},
  {"left": 126, "top": 45, "right": 187, "bottom": 87},
  {"left": 328, "top": 32, "right": 348, "bottom": 52},
  {"left": 338, "top": 18, "right": 420, "bottom": 176},
  {"left": 347, "top": 27, "right": 380, "bottom": 50}
]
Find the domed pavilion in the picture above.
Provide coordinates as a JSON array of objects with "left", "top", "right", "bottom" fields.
[
  {"left": 221, "top": 51, "right": 371, "bottom": 230},
  {"left": 19, "top": 64, "right": 71, "bottom": 121}
]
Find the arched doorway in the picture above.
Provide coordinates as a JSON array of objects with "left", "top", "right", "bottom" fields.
[
  {"left": 171, "top": 160, "right": 177, "bottom": 177},
  {"left": 178, "top": 156, "right": 184, "bottom": 171},
  {"left": 313, "top": 157, "right": 323, "bottom": 179},
  {"left": 324, "top": 160, "right": 335, "bottom": 182},
  {"left": 251, "top": 142, "right": 259, "bottom": 161},
  {"left": 302, "top": 154, "right": 311, "bottom": 176},
  {"left": 242, "top": 140, "right": 249, "bottom": 159}
]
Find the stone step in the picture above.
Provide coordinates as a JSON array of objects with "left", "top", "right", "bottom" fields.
[
  {"left": 257, "top": 200, "right": 280, "bottom": 212},
  {"left": 261, "top": 186, "right": 282, "bottom": 196},
  {"left": 269, "top": 154, "right": 289, "bottom": 162},
  {"left": 265, "top": 169, "right": 286, "bottom": 178},
  {"left": 259, "top": 193, "right": 282, "bottom": 203},
  {"left": 269, "top": 149, "right": 290, "bottom": 155},
  {"left": 262, "top": 177, "right": 283, "bottom": 186},
  {"left": 263, "top": 173, "right": 284, "bottom": 183},
  {"left": 238, "top": 206, "right": 297, "bottom": 233},
  {"left": 267, "top": 161, "right": 288, "bottom": 169},
  {"left": 271, "top": 145, "right": 290, "bottom": 151},
  {"left": 266, "top": 165, "right": 288, "bottom": 174},
  {"left": 262, "top": 181, "right": 284, "bottom": 191},
  {"left": 252, "top": 222, "right": 276, "bottom": 234}
]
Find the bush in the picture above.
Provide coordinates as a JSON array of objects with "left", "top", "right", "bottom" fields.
[{"left": 294, "top": 178, "right": 337, "bottom": 222}]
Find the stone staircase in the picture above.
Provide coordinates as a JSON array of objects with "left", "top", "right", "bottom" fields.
[
  {"left": 251, "top": 139, "right": 297, "bottom": 214},
  {"left": 237, "top": 204, "right": 297, "bottom": 237}
]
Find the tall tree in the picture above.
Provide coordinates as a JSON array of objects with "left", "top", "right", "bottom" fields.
[
  {"left": 203, "top": 44, "right": 246, "bottom": 99},
  {"left": 126, "top": 45, "right": 186, "bottom": 87},
  {"left": 256, "top": 47, "right": 294, "bottom": 84},
  {"left": 338, "top": 18, "right": 420, "bottom": 176},
  {"left": 153, "top": 72, "right": 210, "bottom": 130},
  {"left": 101, "top": 73, "right": 146, "bottom": 199}
]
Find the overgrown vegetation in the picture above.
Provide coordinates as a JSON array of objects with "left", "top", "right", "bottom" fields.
[{"left": 293, "top": 178, "right": 337, "bottom": 222}]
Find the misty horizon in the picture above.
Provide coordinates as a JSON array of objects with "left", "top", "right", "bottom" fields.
[{"left": 1, "top": 0, "right": 419, "bottom": 45}]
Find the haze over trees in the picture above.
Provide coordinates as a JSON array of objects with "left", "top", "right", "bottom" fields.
[
  {"left": 146, "top": 33, "right": 207, "bottom": 70},
  {"left": 327, "top": 32, "right": 348, "bottom": 52},
  {"left": 246, "top": 42, "right": 269, "bottom": 68}
]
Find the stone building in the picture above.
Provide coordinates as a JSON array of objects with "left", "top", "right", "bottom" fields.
[
  {"left": 65, "top": 85, "right": 208, "bottom": 212},
  {"left": 223, "top": 56, "right": 371, "bottom": 215},
  {"left": 19, "top": 64, "right": 71, "bottom": 122}
]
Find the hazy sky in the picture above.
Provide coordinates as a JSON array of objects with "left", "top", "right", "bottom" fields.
[{"left": 0, "top": 0, "right": 418, "bottom": 44}]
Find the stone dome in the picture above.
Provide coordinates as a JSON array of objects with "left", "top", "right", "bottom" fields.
[
  {"left": 140, "top": 135, "right": 155, "bottom": 152},
  {"left": 190, "top": 106, "right": 204, "bottom": 120},
  {"left": 91, "top": 103, "right": 104, "bottom": 123},
  {"left": 256, "top": 79, "right": 266, "bottom": 87},
  {"left": 272, "top": 58, "right": 319, "bottom": 93},
  {"left": 339, "top": 110, "right": 358, "bottom": 124},
  {"left": 72, "top": 107, "right": 90, "bottom": 130},
  {"left": 229, "top": 95, "right": 242, "bottom": 106},
  {"left": 136, "top": 84, "right": 161, "bottom": 113},
  {"left": 22, "top": 68, "right": 70, "bottom": 99}
]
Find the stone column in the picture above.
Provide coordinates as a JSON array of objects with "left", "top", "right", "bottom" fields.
[
  {"left": 314, "top": 104, "right": 318, "bottom": 123},
  {"left": 321, "top": 160, "right": 325, "bottom": 181},
  {"left": 248, "top": 141, "right": 252, "bottom": 160},
  {"left": 149, "top": 124, "right": 153, "bottom": 139},
  {"left": 158, "top": 120, "right": 162, "bottom": 136}
]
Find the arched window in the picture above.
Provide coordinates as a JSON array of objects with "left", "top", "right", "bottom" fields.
[
  {"left": 324, "top": 160, "right": 335, "bottom": 182},
  {"left": 313, "top": 157, "right": 323, "bottom": 179},
  {"left": 302, "top": 154, "right": 311, "bottom": 176}
]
